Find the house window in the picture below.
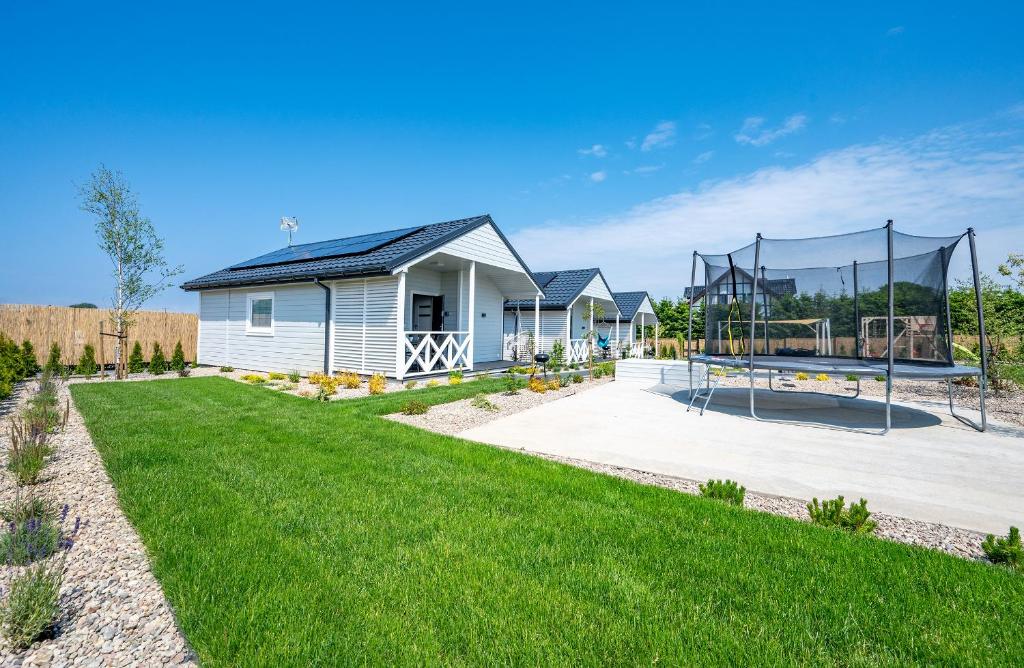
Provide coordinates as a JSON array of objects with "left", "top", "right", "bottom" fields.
[{"left": 246, "top": 292, "right": 274, "bottom": 335}]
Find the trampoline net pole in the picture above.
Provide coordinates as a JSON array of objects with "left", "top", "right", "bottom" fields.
[
  {"left": 886, "top": 220, "right": 894, "bottom": 432},
  {"left": 749, "top": 234, "right": 762, "bottom": 416},
  {"left": 688, "top": 251, "right": 697, "bottom": 385},
  {"left": 968, "top": 227, "right": 988, "bottom": 430},
  {"left": 852, "top": 260, "right": 860, "bottom": 359},
  {"left": 760, "top": 266, "right": 769, "bottom": 356}
]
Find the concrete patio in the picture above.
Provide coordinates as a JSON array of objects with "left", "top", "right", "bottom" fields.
[{"left": 459, "top": 380, "right": 1024, "bottom": 534}]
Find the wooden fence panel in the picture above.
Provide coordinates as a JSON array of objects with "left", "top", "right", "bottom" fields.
[{"left": 0, "top": 304, "right": 198, "bottom": 365}]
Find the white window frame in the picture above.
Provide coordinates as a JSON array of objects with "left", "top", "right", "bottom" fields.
[{"left": 246, "top": 291, "right": 275, "bottom": 336}]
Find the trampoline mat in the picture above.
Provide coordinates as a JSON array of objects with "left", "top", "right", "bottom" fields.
[{"left": 690, "top": 354, "right": 981, "bottom": 379}]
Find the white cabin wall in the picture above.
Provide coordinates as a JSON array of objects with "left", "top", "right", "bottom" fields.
[
  {"left": 440, "top": 271, "right": 461, "bottom": 331},
  {"left": 578, "top": 273, "right": 615, "bottom": 303},
  {"left": 472, "top": 274, "right": 503, "bottom": 362},
  {"left": 428, "top": 223, "right": 524, "bottom": 273},
  {"left": 202, "top": 283, "right": 327, "bottom": 374}
]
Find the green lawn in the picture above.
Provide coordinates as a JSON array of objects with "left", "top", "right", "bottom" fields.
[{"left": 71, "top": 377, "right": 1023, "bottom": 666}]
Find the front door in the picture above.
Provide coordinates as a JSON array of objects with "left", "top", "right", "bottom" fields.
[{"left": 412, "top": 294, "right": 444, "bottom": 331}]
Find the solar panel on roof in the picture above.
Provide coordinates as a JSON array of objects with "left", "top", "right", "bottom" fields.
[{"left": 229, "top": 225, "right": 423, "bottom": 270}]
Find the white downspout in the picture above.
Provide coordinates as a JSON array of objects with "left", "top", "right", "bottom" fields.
[{"left": 395, "top": 271, "right": 407, "bottom": 380}]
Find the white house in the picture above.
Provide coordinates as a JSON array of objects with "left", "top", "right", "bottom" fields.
[
  {"left": 502, "top": 268, "right": 621, "bottom": 365},
  {"left": 182, "top": 215, "right": 544, "bottom": 379},
  {"left": 605, "top": 291, "right": 661, "bottom": 358}
]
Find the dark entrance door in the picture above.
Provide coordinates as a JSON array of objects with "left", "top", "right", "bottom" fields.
[{"left": 411, "top": 294, "right": 444, "bottom": 331}]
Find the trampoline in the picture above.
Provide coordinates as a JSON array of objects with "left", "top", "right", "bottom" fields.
[{"left": 686, "top": 221, "right": 989, "bottom": 434}]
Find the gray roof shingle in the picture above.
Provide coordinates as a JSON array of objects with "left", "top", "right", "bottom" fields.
[
  {"left": 610, "top": 291, "right": 651, "bottom": 321},
  {"left": 505, "top": 268, "right": 605, "bottom": 310},
  {"left": 181, "top": 215, "right": 532, "bottom": 291}
]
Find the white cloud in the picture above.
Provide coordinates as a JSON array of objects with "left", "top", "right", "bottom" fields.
[
  {"left": 578, "top": 144, "right": 608, "bottom": 157},
  {"left": 694, "top": 123, "right": 714, "bottom": 140},
  {"left": 693, "top": 151, "right": 714, "bottom": 164},
  {"left": 512, "top": 115, "right": 1024, "bottom": 298},
  {"left": 625, "top": 165, "right": 663, "bottom": 175},
  {"left": 589, "top": 170, "right": 607, "bottom": 183},
  {"left": 829, "top": 113, "right": 847, "bottom": 125},
  {"left": 735, "top": 114, "right": 807, "bottom": 146},
  {"left": 641, "top": 121, "right": 677, "bottom": 151},
  {"left": 887, "top": 26, "right": 905, "bottom": 37}
]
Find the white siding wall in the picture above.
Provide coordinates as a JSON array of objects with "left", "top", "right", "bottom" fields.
[
  {"left": 425, "top": 222, "right": 523, "bottom": 272},
  {"left": 197, "top": 291, "right": 228, "bottom": 366},
  {"left": 441, "top": 271, "right": 461, "bottom": 331},
  {"left": 473, "top": 274, "right": 503, "bottom": 362},
  {"left": 198, "top": 284, "right": 327, "bottom": 374},
  {"left": 578, "top": 273, "right": 615, "bottom": 303},
  {"left": 332, "top": 276, "right": 399, "bottom": 375},
  {"left": 506, "top": 309, "right": 567, "bottom": 355}
]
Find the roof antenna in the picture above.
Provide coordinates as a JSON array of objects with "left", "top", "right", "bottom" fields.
[{"left": 280, "top": 216, "right": 299, "bottom": 246}]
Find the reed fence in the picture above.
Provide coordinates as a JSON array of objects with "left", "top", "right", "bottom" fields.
[{"left": 0, "top": 304, "right": 197, "bottom": 365}]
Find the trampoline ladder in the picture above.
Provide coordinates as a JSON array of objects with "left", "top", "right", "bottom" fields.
[{"left": 687, "top": 364, "right": 723, "bottom": 415}]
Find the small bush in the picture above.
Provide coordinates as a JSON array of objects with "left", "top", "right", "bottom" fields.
[
  {"left": 815, "top": 373, "right": 830, "bottom": 381},
  {"left": 503, "top": 375, "right": 523, "bottom": 395},
  {"left": 20, "top": 341, "right": 39, "bottom": 377},
  {"left": 592, "top": 368, "right": 604, "bottom": 379},
  {"left": 794, "top": 372, "right": 809, "bottom": 381},
  {"left": 982, "top": 526, "right": 1021, "bottom": 570},
  {"left": 276, "top": 383, "right": 296, "bottom": 391},
  {"left": 240, "top": 374, "right": 266, "bottom": 384},
  {"left": 405, "top": 380, "right": 418, "bottom": 390},
  {"left": 0, "top": 495, "right": 59, "bottom": 566},
  {"left": 75, "top": 344, "right": 98, "bottom": 378},
  {"left": 401, "top": 400, "right": 429, "bottom": 415},
  {"left": 471, "top": 395, "right": 498, "bottom": 412},
  {"left": 219, "top": 366, "right": 234, "bottom": 373},
  {"left": 807, "top": 496, "right": 877, "bottom": 534},
  {"left": 288, "top": 370, "right": 301, "bottom": 383},
  {"left": 127, "top": 341, "right": 145, "bottom": 374},
  {"left": 558, "top": 374, "right": 571, "bottom": 388},
  {"left": 571, "top": 374, "right": 583, "bottom": 384},
  {"left": 546, "top": 378, "right": 561, "bottom": 391},
  {"left": 508, "top": 366, "right": 537, "bottom": 376},
  {"left": 874, "top": 375, "right": 886, "bottom": 382},
  {"left": 448, "top": 369, "right": 463, "bottom": 385},
  {"left": 845, "top": 374, "right": 858, "bottom": 382},
  {"left": 7, "top": 420, "right": 52, "bottom": 486},
  {"left": 528, "top": 377, "right": 547, "bottom": 394},
  {"left": 699, "top": 479, "right": 746, "bottom": 506},
  {"left": 177, "top": 366, "right": 191, "bottom": 378},
  {"left": 426, "top": 379, "right": 440, "bottom": 388},
  {"left": 550, "top": 340, "right": 565, "bottom": 368},
  {"left": 43, "top": 343, "right": 62, "bottom": 376},
  {"left": 368, "top": 373, "right": 387, "bottom": 395},
  {"left": 268, "top": 372, "right": 288, "bottom": 381},
  {"left": 335, "top": 371, "right": 361, "bottom": 389},
  {"left": 149, "top": 343, "right": 166, "bottom": 375},
  {"left": 170, "top": 340, "right": 186, "bottom": 372}
]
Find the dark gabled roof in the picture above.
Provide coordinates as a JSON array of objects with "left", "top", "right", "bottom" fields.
[
  {"left": 505, "top": 268, "right": 607, "bottom": 310},
  {"left": 611, "top": 291, "right": 652, "bottom": 321},
  {"left": 182, "top": 215, "right": 534, "bottom": 291},
  {"left": 685, "top": 272, "right": 797, "bottom": 303}
]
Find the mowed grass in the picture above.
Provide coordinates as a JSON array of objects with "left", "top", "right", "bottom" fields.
[{"left": 71, "top": 377, "right": 1023, "bottom": 666}]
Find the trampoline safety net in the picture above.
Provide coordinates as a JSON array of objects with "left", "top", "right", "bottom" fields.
[{"left": 696, "top": 224, "right": 964, "bottom": 365}]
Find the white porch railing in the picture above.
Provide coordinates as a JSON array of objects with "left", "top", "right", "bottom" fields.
[
  {"left": 403, "top": 331, "right": 471, "bottom": 376},
  {"left": 629, "top": 342, "right": 643, "bottom": 359},
  {"left": 502, "top": 332, "right": 533, "bottom": 362},
  {"left": 567, "top": 338, "right": 590, "bottom": 365}
]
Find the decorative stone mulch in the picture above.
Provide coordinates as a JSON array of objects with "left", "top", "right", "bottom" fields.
[
  {"left": 0, "top": 379, "right": 197, "bottom": 666},
  {"left": 385, "top": 376, "right": 614, "bottom": 435}
]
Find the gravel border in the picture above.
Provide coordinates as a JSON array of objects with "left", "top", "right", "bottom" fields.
[
  {"left": 385, "top": 376, "right": 613, "bottom": 435},
  {"left": 389, "top": 379, "right": 991, "bottom": 563},
  {"left": 1, "top": 379, "right": 197, "bottom": 666}
]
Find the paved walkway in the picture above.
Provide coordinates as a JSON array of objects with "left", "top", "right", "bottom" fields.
[{"left": 459, "top": 381, "right": 1024, "bottom": 534}]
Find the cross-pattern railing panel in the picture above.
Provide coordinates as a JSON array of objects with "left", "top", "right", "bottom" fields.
[
  {"left": 502, "top": 332, "right": 533, "bottom": 362},
  {"left": 567, "top": 338, "right": 590, "bottom": 365},
  {"left": 404, "top": 331, "right": 471, "bottom": 376}
]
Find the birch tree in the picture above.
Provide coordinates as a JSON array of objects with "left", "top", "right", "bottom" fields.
[{"left": 80, "top": 166, "right": 182, "bottom": 378}]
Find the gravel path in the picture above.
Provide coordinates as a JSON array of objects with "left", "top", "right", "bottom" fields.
[
  {"left": 386, "top": 377, "right": 613, "bottom": 435},
  {"left": 391, "top": 378, "right": 991, "bottom": 563},
  {"left": 708, "top": 371, "right": 1024, "bottom": 427},
  {"left": 1, "top": 379, "right": 197, "bottom": 666}
]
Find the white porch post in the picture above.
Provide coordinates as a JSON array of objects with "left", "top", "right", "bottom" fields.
[
  {"left": 565, "top": 308, "right": 571, "bottom": 351},
  {"left": 467, "top": 261, "right": 476, "bottom": 371},
  {"left": 395, "top": 270, "right": 407, "bottom": 380},
  {"left": 615, "top": 318, "right": 620, "bottom": 357},
  {"left": 534, "top": 294, "right": 541, "bottom": 357},
  {"left": 655, "top": 322, "right": 659, "bottom": 355},
  {"left": 641, "top": 312, "right": 646, "bottom": 357},
  {"left": 589, "top": 298, "right": 594, "bottom": 357}
]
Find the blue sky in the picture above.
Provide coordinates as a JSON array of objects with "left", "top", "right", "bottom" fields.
[{"left": 2, "top": 2, "right": 1022, "bottom": 311}]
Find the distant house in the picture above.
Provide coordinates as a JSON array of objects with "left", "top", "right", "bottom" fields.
[
  {"left": 686, "top": 268, "right": 796, "bottom": 306},
  {"left": 503, "top": 268, "right": 621, "bottom": 364},
  {"left": 182, "top": 215, "right": 543, "bottom": 379},
  {"left": 605, "top": 291, "right": 660, "bottom": 355}
]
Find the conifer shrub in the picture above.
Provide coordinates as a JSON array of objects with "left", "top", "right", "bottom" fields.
[
  {"left": 401, "top": 400, "right": 429, "bottom": 415},
  {"left": 128, "top": 341, "right": 145, "bottom": 374},
  {"left": 74, "top": 345, "right": 98, "bottom": 378},
  {"left": 149, "top": 343, "right": 166, "bottom": 375},
  {"left": 982, "top": 526, "right": 1021, "bottom": 570},
  {"left": 43, "top": 343, "right": 63, "bottom": 376},
  {"left": 699, "top": 479, "right": 746, "bottom": 506},
  {"left": 170, "top": 340, "right": 186, "bottom": 371},
  {"left": 20, "top": 341, "right": 39, "bottom": 377},
  {"left": 807, "top": 496, "right": 877, "bottom": 534}
]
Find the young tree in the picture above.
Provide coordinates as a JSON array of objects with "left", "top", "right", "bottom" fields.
[
  {"left": 79, "top": 166, "right": 182, "bottom": 378},
  {"left": 127, "top": 341, "right": 145, "bottom": 374},
  {"left": 581, "top": 300, "right": 605, "bottom": 380},
  {"left": 170, "top": 340, "right": 185, "bottom": 371}
]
